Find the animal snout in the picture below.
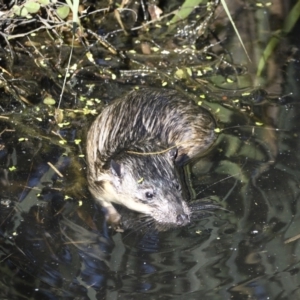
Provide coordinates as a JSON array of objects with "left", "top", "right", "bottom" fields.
[{"left": 176, "top": 214, "right": 190, "bottom": 226}]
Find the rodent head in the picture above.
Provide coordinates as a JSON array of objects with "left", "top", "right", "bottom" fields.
[{"left": 107, "top": 148, "right": 191, "bottom": 230}]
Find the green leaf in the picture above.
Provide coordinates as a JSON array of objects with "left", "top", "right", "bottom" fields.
[
  {"left": 283, "top": 0, "right": 300, "bottom": 33},
  {"left": 257, "top": 0, "right": 300, "bottom": 77},
  {"left": 174, "top": 69, "right": 185, "bottom": 79},
  {"left": 256, "top": 35, "right": 279, "bottom": 77},
  {"left": 24, "top": 2, "right": 40, "bottom": 13},
  {"left": 13, "top": 5, "right": 28, "bottom": 17},
  {"left": 43, "top": 97, "right": 56, "bottom": 105},
  {"left": 38, "top": 0, "right": 50, "bottom": 5},
  {"left": 170, "top": 0, "right": 205, "bottom": 24},
  {"left": 56, "top": 6, "right": 70, "bottom": 19}
]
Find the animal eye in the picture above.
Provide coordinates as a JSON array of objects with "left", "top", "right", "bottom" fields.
[{"left": 145, "top": 191, "right": 154, "bottom": 199}]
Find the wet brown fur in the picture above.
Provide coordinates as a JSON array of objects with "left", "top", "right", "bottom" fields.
[{"left": 86, "top": 88, "right": 216, "bottom": 229}]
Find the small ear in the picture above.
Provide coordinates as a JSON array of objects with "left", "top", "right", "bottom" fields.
[
  {"left": 110, "top": 160, "right": 122, "bottom": 177},
  {"left": 169, "top": 148, "right": 178, "bottom": 161}
]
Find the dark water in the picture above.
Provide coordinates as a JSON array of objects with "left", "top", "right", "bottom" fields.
[{"left": 1, "top": 75, "right": 300, "bottom": 300}]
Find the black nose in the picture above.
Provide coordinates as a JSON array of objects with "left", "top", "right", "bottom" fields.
[{"left": 176, "top": 214, "right": 190, "bottom": 226}]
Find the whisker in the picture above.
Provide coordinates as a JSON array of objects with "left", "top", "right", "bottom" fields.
[
  {"left": 196, "top": 158, "right": 248, "bottom": 197},
  {"left": 122, "top": 215, "right": 156, "bottom": 240}
]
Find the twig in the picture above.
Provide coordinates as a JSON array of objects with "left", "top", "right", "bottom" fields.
[{"left": 47, "top": 162, "right": 64, "bottom": 178}]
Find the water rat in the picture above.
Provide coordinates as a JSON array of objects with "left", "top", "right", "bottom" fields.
[{"left": 86, "top": 88, "right": 216, "bottom": 230}]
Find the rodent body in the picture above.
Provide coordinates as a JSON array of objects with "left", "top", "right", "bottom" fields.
[{"left": 86, "top": 88, "right": 216, "bottom": 230}]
